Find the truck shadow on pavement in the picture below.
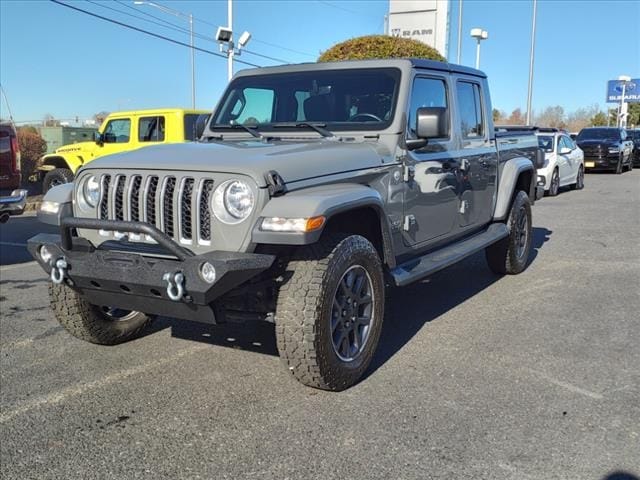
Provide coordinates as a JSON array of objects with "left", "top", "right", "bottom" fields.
[
  {"left": 154, "top": 227, "right": 553, "bottom": 378},
  {"left": 0, "top": 215, "right": 58, "bottom": 266}
]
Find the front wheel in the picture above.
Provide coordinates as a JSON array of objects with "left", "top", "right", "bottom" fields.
[
  {"left": 275, "top": 234, "right": 385, "bottom": 391},
  {"left": 615, "top": 157, "right": 623, "bottom": 174},
  {"left": 570, "top": 165, "right": 585, "bottom": 190},
  {"left": 49, "top": 283, "right": 154, "bottom": 345},
  {"left": 485, "top": 190, "right": 532, "bottom": 275},
  {"left": 43, "top": 168, "right": 74, "bottom": 192},
  {"left": 547, "top": 168, "right": 560, "bottom": 196}
]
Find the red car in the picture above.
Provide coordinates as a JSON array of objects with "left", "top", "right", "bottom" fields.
[{"left": 0, "top": 121, "right": 27, "bottom": 222}]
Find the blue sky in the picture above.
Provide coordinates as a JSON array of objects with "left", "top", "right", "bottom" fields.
[{"left": 1, "top": 0, "right": 638, "bottom": 124}]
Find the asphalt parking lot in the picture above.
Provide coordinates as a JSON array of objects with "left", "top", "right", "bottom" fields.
[{"left": 1, "top": 171, "right": 639, "bottom": 480}]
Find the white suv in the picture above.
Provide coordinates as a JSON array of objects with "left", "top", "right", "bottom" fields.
[{"left": 536, "top": 129, "right": 585, "bottom": 196}]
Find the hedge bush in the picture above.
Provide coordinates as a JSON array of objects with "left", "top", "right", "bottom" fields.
[{"left": 318, "top": 35, "right": 446, "bottom": 63}]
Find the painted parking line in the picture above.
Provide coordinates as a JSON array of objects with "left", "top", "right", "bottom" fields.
[{"left": 0, "top": 261, "right": 38, "bottom": 271}]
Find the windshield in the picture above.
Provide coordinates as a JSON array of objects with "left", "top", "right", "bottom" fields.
[
  {"left": 627, "top": 130, "right": 640, "bottom": 141},
  {"left": 211, "top": 68, "right": 401, "bottom": 131},
  {"left": 577, "top": 128, "right": 620, "bottom": 141},
  {"left": 537, "top": 135, "right": 554, "bottom": 153}
]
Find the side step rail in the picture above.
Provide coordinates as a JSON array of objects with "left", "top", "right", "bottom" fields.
[{"left": 390, "top": 223, "right": 509, "bottom": 287}]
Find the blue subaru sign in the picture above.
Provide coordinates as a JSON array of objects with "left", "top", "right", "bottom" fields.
[{"left": 606, "top": 79, "right": 640, "bottom": 103}]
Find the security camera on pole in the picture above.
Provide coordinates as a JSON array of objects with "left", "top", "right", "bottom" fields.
[
  {"left": 216, "top": 0, "right": 251, "bottom": 82},
  {"left": 470, "top": 28, "right": 488, "bottom": 69},
  {"left": 617, "top": 75, "right": 631, "bottom": 128}
]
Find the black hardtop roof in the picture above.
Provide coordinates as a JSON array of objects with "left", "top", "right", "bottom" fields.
[{"left": 236, "top": 58, "right": 486, "bottom": 79}]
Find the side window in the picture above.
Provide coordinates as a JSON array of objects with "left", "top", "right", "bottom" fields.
[
  {"left": 138, "top": 116, "right": 165, "bottom": 142},
  {"left": 407, "top": 77, "right": 448, "bottom": 138},
  {"left": 103, "top": 118, "right": 131, "bottom": 144},
  {"left": 456, "top": 81, "right": 484, "bottom": 138},
  {"left": 235, "top": 88, "right": 275, "bottom": 124}
]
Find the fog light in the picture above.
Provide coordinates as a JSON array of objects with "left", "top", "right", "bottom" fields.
[
  {"left": 40, "top": 201, "right": 60, "bottom": 214},
  {"left": 39, "top": 245, "right": 53, "bottom": 264},
  {"left": 200, "top": 262, "right": 217, "bottom": 284}
]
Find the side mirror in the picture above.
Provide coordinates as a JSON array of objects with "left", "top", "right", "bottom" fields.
[
  {"left": 416, "top": 107, "right": 449, "bottom": 139},
  {"left": 93, "top": 131, "right": 104, "bottom": 146},
  {"left": 534, "top": 148, "right": 545, "bottom": 169},
  {"left": 195, "top": 114, "right": 210, "bottom": 140},
  {"left": 559, "top": 146, "right": 571, "bottom": 155}
]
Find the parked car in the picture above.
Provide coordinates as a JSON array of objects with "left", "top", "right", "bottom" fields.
[
  {"left": 0, "top": 121, "right": 27, "bottom": 222},
  {"left": 627, "top": 128, "right": 640, "bottom": 167},
  {"left": 576, "top": 127, "right": 634, "bottom": 173},
  {"left": 30, "top": 59, "right": 544, "bottom": 391},
  {"left": 38, "top": 108, "right": 209, "bottom": 191},
  {"left": 535, "top": 128, "right": 585, "bottom": 196}
]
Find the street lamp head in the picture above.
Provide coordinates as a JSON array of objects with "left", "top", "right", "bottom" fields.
[
  {"left": 470, "top": 28, "right": 483, "bottom": 39},
  {"left": 481, "top": 30, "right": 489, "bottom": 40},
  {"left": 216, "top": 26, "right": 233, "bottom": 43},
  {"left": 238, "top": 31, "right": 252, "bottom": 48},
  {"left": 618, "top": 75, "right": 631, "bottom": 82}
]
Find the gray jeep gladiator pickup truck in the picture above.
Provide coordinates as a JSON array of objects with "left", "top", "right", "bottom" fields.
[{"left": 29, "top": 59, "right": 544, "bottom": 391}]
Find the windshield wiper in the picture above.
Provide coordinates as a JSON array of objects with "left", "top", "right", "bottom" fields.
[
  {"left": 272, "top": 122, "right": 336, "bottom": 139},
  {"left": 211, "top": 123, "right": 264, "bottom": 139}
]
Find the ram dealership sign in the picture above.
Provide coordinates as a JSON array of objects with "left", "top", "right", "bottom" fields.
[
  {"left": 606, "top": 79, "right": 640, "bottom": 103},
  {"left": 387, "top": 0, "right": 450, "bottom": 58}
]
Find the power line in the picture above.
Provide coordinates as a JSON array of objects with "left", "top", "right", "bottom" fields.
[
  {"left": 49, "top": 0, "right": 261, "bottom": 68},
  {"left": 94, "top": 0, "right": 289, "bottom": 64},
  {"left": 316, "top": 0, "right": 380, "bottom": 20},
  {"left": 124, "top": 0, "right": 316, "bottom": 59}
]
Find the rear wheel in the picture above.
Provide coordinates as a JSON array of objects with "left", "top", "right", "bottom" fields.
[
  {"left": 43, "top": 168, "right": 74, "bottom": 192},
  {"left": 275, "top": 234, "right": 385, "bottom": 391},
  {"left": 485, "top": 190, "right": 532, "bottom": 275},
  {"left": 49, "top": 283, "right": 153, "bottom": 345}
]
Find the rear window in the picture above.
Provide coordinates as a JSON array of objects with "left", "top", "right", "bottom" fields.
[
  {"left": 184, "top": 114, "right": 201, "bottom": 141},
  {"left": 138, "top": 116, "right": 165, "bottom": 142}
]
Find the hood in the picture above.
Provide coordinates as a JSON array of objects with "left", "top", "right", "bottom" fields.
[
  {"left": 577, "top": 139, "right": 618, "bottom": 148},
  {"left": 81, "top": 139, "right": 391, "bottom": 187},
  {"left": 54, "top": 141, "right": 97, "bottom": 155}
]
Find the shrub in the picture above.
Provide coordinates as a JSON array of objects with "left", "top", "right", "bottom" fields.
[
  {"left": 17, "top": 128, "right": 47, "bottom": 182},
  {"left": 318, "top": 35, "right": 446, "bottom": 63}
]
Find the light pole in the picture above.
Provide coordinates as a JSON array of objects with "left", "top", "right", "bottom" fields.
[
  {"left": 617, "top": 75, "right": 631, "bottom": 128},
  {"left": 470, "top": 28, "right": 488, "bottom": 69},
  {"left": 456, "top": 0, "right": 463, "bottom": 64},
  {"left": 216, "top": 0, "right": 251, "bottom": 82},
  {"left": 525, "top": 0, "right": 537, "bottom": 125},
  {"left": 134, "top": 1, "right": 195, "bottom": 108}
]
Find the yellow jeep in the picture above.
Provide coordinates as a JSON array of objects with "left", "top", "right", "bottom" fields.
[{"left": 39, "top": 108, "right": 208, "bottom": 191}]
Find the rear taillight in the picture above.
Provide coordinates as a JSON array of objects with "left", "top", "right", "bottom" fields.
[{"left": 10, "top": 136, "right": 21, "bottom": 173}]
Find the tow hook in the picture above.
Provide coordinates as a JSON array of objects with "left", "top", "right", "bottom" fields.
[
  {"left": 163, "top": 271, "right": 185, "bottom": 301},
  {"left": 50, "top": 258, "right": 68, "bottom": 284}
]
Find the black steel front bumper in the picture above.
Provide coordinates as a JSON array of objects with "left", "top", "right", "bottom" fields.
[{"left": 28, "top": 217, "right": 275, "bottom": 324}]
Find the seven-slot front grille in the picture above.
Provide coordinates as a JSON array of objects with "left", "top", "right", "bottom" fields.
[{"left": 97, "top": 173, "right": 214, "bottom": 245}]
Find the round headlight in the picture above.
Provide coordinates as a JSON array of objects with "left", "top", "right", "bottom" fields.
[
  {"left": 211, "top": 179, "right": 254, "bottom": 224},
  {"left": 82, "top": 175, "right": 100, "bottom": 208}
]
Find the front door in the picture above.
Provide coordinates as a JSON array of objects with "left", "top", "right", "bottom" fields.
[
  {"left": 97, "top": 117, "right": 133, "bottom": 160},
  {"left": 402, "top": 75, "right": 459, "bottom": 247}
]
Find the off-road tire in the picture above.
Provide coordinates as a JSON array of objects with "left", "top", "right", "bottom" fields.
[
  {"left": 570, "top": 165, "right": 585, "bottom": 190},
  {"left": 615, "top": 157, "right": 623, "bottom": 174},
  {"left": 43, "top": 168, "right": 74, "bottom": 192},
  {"left": 49, "top": 283, "right": 153, "bottom": 345},
  {"left": 275, "top": 234, "right": 385, "bottom": 391},
  {"left": 547, "top": 168, "right": 560, "bottom": 196},
  {"left": 485, "top": 190, "right": 532, "bottom": 275}
]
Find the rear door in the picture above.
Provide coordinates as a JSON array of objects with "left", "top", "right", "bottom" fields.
[{"left": 453, "top": 79, "right": 497, "bottom": 229}]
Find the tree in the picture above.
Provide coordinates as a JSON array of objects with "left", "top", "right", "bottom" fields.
[
  {"left": 626, "top": 103, "right": 640, "bottom": 128},
  {"left": 93, "top": 111, "right": 110, "bottom": 126},
  {"left": 565, "top": 105, "right": 600, "bottom": 132},
  {"left": 42, "top": 113, "right": 60, "bottom": 127},
  {"left": 504, "top": 108, "right": 525, "bottom": 125},
  {"left": 590, "top": 111, "right": 607, "bottom": 126},
  {"left": 492, "top": 108, "right": 505, "bottom": 124},
  {"left": 318, "top": 35, "right": 446, "bottom": 62},
  {"left": 17, "top": 127, "right": 47, "bottom": 182},
  {"left": 535, "top": 106, "right": 566, "bottom": 129}
]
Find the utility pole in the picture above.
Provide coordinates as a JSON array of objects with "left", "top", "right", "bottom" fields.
[{"left": 227, "top": 0, "right": 234, "bottom": 82}]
